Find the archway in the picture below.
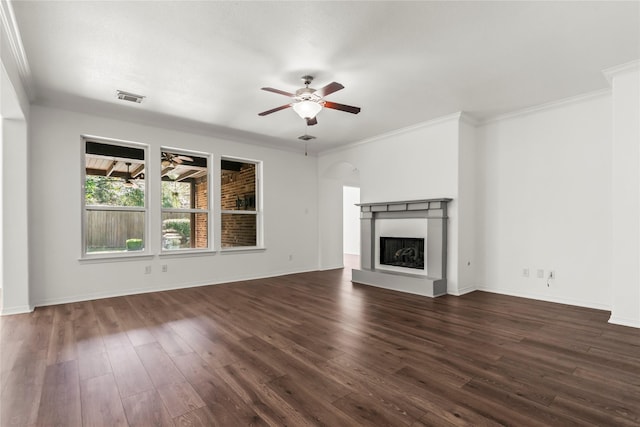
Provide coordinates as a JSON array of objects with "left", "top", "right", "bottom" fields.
[{"left": 318, "top": 161, "right": 360, "bottom": 270}]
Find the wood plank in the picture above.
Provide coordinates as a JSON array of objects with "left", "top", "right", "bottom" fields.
[
  {"left": 135, "top": 341, "right": 186, "bottom": 387},
  {"left": 73, "top": 303, "right": 107, "bottom": 357},
  {"left": 173, "top": 406, "right": 220, "bottom": 427},
  {"left": 157, "top": 381, "right": 206, "bottom": 418},
  {"left": 108, "top": 296, "right": 157, "bottom": 346},
  {"left": 168, "top": 317, "right": 238, "bottom": 368},
  {"left": 191, "top": 377, "right": 267, "bottom": 426},
  {"left": 35, "top": 360, "right": 81, "bottom": 427},
  {"left": 171, "top": 352, "right": 220, "bottom": 384},
  {"left": 216, "top": 363, "right": 310, "bottom": 426},
  {"left": 81, "top": 374, "right": 128, "bottom": 427},
  {"left": 332, "top": 391, "right": 417, "bottom": 426},
  {"left": 266, "top": 374, "right": 360, "bottom": 426},
  {"left": 122, "top": 389, "right": 174, "bottom": 427},
  {"left": 107, "top": 345, "right": 154, "bottom": 398},
  {"left": 78, "top": 350, "right": 112, "bottom": 381},
  {"left": 0, "top": 355, "right": 46, "bottom": 427},
  {"left": 94, "top": 305, "right": 134, "bottom": 350},
  {"left": 46, "top": 319, "right": 76, "bottom": 365}
]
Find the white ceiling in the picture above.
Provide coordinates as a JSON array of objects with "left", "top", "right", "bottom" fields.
[{"left": 11, "top": 1, "right": 640, "bottom": 153}]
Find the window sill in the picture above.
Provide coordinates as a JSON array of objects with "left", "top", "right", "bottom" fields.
[
  {"left": 220, "top": 246, "right": 266, "bottom": 254},
  {"left": 78, "top": 253, "right": 155, "bottom": 263},
  {"left": 159, "top": 249, "right": 216, "bottom": 258}
]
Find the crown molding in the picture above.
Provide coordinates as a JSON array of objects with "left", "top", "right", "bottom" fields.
[
  {"left": 0, "top": 0, "right": 35, "bottom": 101},
  {"left": 320, "top": 111, "right": 464, "bottom": 156},
  {"left": 459, "top": 112, "right": 480, "bottom": 127},
  {"left": 479, "top": 88, "right": 611, "bottom": 126},
  {"left": 602, "top": 59, "right": 640, "bottom": 84}
]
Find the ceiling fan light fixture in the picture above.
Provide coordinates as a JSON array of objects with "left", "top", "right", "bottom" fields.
[{"left": 292, "top": 100, "right": 322, "bottom": 119}]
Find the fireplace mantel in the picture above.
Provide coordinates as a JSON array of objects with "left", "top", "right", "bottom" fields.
[{"left": 352, "top": 198, "right": 452, "bottom": 297}]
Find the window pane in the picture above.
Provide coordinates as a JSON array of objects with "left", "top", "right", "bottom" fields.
[
  {"left": 162, "top": 212, "right": 208, "bottom": 250},
  {"left": 162, "top": 181, "right": 192, "bottom": 209},
  {"left": 221, "top": 213, "right": 256, "bottom": 247},
  {"left": 161, "top": 151, "right": 208, "bottom": 208},
  {"left": 221, "top": 161, "right": 256, "bottom": 211},
  {"left": 86, "top": 210, "right": 145, "bottom": 253},
  {"left": 161, "top": 150, "right": 209, "bottom": 251},
  {"left": 85, "top": 141, "right": 145, "bottom": 208},
  {"left": 85, "top": 176, "right": 145, "bottom": 207}
]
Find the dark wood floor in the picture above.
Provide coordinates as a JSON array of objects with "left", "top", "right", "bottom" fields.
[{"left": 1, "top": 265, "right": 639, "bottom": 426}]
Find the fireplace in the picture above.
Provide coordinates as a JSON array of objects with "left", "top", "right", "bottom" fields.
[
  {"left": 352, "top": 198, "right": 452, "bottom": 297},
  {"left": 379, "top": 237, "right": 424, "bottom": 270}
]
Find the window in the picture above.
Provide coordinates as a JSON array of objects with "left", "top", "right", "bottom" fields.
[
  {"left": 83, "top": 138, "right": 147, "bottom": 256},
  {"left": 220, "top": 158, "right": 261, "bottom": 248},
  {"left": 161, "top": 149, "right": 210, "bottom": 251}
]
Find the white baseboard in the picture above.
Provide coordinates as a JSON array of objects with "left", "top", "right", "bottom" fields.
[
  {"left": 448, "top": 285, "right": 477, "bottom": 296},
  {"left": 475, "top": 286, "right": 611, "bottom": 311},
  {"left": 608, "top": 315, "right": 640, "bottom": 329},
  {"left": 319, "top": 264, "right": 344, "bottom": 271},
  {"left": 32, "top": 267, "right": 319, "bottom": 308},
  {"left": 1, "top": 304, "right": 34, "bottom": 316}
]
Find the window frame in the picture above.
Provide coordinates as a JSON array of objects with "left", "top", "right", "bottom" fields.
[
  {"left": 81, "top": 135, "right": 150, "bottom": 259},
  {"left": 220, "top": 156, "right": 263, "bottom": 251},
  {"left": 160, "top": 147, "right": 212, "bottom": 254}
]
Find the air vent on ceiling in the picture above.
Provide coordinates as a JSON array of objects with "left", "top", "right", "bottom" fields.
[{"left": 116, "top": 90, "right": 145, "bottom": 103}]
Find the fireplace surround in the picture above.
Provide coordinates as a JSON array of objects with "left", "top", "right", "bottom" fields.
[{"left": 352, "top": 198, "right": 452, "bottom": 297}]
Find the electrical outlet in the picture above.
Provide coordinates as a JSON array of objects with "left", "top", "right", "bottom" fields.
[
  {"left": 162, "top": 264, "right": 168, "bottom": 273},
  {"left": 537, "top": 269, "right": 544, "bottom": 279},
  {"left": 522, "top": 268, "right": 529, "bottom": 277},
  {"left": 144, "top": 265, "right": 151, "bottom": 274}
]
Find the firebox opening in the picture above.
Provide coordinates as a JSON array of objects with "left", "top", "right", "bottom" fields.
[{"left": 379, "top": 237, "right": 425, "bottom": 270}]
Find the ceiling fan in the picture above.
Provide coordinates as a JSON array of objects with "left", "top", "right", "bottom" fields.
[
  {"left": 123, "top": 162, "right": 137, "bottom": 188},
  {"left": 161, "top": 152, "right": 194, "bottom": 169},
  {"left": 258, "top": 75, "right": 361, "bottom": 126}
]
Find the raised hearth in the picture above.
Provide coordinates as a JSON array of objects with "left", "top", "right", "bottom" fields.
[{"left": 352, "top": 199, "right": 451, "bottom": 297}]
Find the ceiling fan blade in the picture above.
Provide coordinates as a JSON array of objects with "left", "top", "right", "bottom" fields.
[
  {"left": 315, "top": 82, "right": 344, "bottom": 97},
  {"left": 306, "top": 117, "right": 318, "bottom": 126},
  {"left": 323, "top": 101, "right": 361, "bottom": 114},
  {"left": 258, "top": 104, "right": 292, "bottom": 116},
  {"left": 261, "top": 87, "right": 295, "bottom": 97},
  {"left": 176, "top": 155, "right": 194, "bottom": 162}
]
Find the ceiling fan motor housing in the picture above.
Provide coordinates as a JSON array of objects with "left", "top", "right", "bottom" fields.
[{"left": 295, "top": 87, "right": 321, "bottom": 103}]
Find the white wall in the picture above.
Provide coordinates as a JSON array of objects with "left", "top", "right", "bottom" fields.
[
  {"left": 475, "top": 93, "right": 613, "bottom": 309},
  {"left": 28, "top": 105, "right": 319, "bottom": 306},
  {"left": 0, "top": 117, "right": 2, "bottom": 289},
  {"left": 319, "top": 115, "right": 462, "bottom": 291},
  {"left": 342, "top": 186, "right": 360, "bottom": 255},
  {"left": 456, "top": 119, "right": 477, "bottom": 294},
  {"left": 609, "top": 63, "right": 640, "bottom": 327},
  {"left": 3, "top": 117, "right": 29, "bottom": 312},
  {"left": 1, "top": 53, "right": 31, "bottom": 314}
]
